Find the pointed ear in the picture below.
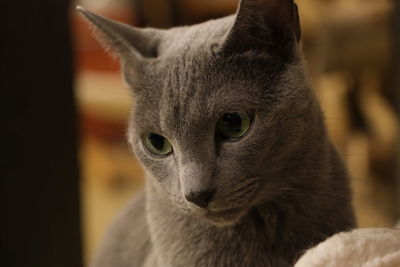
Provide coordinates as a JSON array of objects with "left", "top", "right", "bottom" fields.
[
  {"left": 77, "top": 6, "right": 163, "bottom": 63},
  {"left": 221, "top": 0, "right": 301, "bottom": 60}
]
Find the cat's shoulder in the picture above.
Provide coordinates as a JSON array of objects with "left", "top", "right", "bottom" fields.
[{"left": 90, "top": 191, "right": 152, "bottom": 267}]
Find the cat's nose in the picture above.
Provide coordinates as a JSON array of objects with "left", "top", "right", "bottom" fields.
[{"left": 185, "top": 190, "right": 215, "bottom": 208}]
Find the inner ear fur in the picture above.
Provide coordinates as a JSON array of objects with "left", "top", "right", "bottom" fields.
[{"left": 77, "top": 6, "right": 163, "bottom": 62}]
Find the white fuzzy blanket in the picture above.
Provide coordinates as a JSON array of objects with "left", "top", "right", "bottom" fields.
[{"left": 295, "top": 227, "right": 400, "bottom": 267}]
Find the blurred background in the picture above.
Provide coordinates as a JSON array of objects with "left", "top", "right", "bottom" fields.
[{"left": 3, "top": 0, "right": 399, "bottom": 266}]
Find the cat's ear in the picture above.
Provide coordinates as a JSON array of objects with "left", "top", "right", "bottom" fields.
[
  {"left": 221, "top": 0, "right": 301, "bottom": 60},
  {"left": 77, "top": 6, "right": 163, "bottom": 64}
]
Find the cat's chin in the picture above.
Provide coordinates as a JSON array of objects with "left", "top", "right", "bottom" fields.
[
  {"left": 203, "top": 207, "right": 247, "bottom": 227},
  {"left": 182, "top": 202, "right": 250, "bottom": 227}
]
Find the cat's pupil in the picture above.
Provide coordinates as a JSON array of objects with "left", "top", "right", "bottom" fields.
[
  {"left": 144, "top": 133, "right": 173, "bottom": 156},
  {"left": 217, "top": 111, "right": 251, "bottom": 139},
  {"left": 149, "top": 134, "right": 165, "bottom": 151},
  {"left": 222, "top": 113, "right": 242, "bottom": 133}
]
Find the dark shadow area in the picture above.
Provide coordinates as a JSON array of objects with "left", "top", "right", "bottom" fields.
[{"left": 1, "top": 1, "right": 83, "bottom": 267}]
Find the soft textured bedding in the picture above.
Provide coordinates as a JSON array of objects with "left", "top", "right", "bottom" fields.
[{"left": 295, "top": 227, "right": 400, "bottom": 267}]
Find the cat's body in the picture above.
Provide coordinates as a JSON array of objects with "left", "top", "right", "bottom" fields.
[{"left": 79, "top": 1, "right": 355, "bottom": 266}]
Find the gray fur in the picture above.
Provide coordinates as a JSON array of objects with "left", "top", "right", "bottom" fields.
[{"left": 79, "top": 1, "right": 355, "bottom": 266}]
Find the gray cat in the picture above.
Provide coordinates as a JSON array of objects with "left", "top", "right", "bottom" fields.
[{"left": 78, "top": 0, "right": 355, "bottom": 266}]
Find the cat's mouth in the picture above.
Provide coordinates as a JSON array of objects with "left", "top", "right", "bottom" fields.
[
  {"left": 200, "top": 181, "right": 261, "bottom": 226},
  {"left": 183, "top": 180, "right": 261, "bottom": 226}
]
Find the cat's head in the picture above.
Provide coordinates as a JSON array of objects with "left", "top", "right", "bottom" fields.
[{"left": 79, "top": 0, "right": 320, "bottom": 226}]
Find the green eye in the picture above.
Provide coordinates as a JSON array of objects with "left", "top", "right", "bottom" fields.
[
  {"left": 217, "top": 111, "right": 251, "bottom": 139},
  {"left": 144, "top": 133, "right": 173, "bottom": 156}
]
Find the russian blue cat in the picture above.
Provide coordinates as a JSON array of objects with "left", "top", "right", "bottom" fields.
[{"left": 78, "top": 0, "right": 355, "bottom": 266}]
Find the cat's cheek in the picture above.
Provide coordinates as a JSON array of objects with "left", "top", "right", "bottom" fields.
[
  {"left": 133, "top": 148, "right": 181, "bottom": 199},
  {"left": 131, "top": 143, "right": 168, "bottom": 178}
]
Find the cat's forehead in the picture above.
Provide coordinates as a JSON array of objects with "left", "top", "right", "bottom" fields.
[
  {"left": 158, "top": 16, "right": 234, "bottom": 58},
  {"left": 144, "top": 56, "right": 218, "bottom": 136},
  {"left": 133, "top": 16, "right": 289, "bottom": 135},
  {"left": 137, "top": 56, "right": 270, "bottom": 139},
  {"left": 136, "top": 19, "right": 234, "bottom": 126}
]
